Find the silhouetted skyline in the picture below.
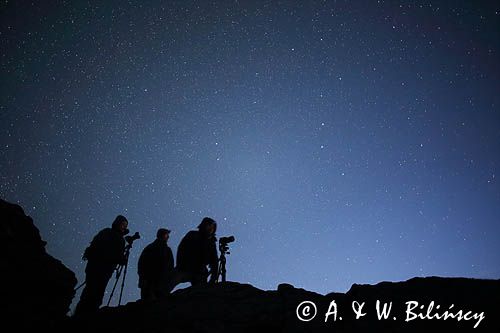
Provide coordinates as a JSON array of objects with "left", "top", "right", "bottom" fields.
[{"left": 1, "top": 1, "right": 499, "bottom": 307}]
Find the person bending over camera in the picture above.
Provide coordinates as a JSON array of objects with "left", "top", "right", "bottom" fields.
[{"left": 168, "top": 217, "right": 218, "bottom": 290}]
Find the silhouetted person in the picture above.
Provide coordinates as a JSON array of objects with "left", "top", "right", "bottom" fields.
[
  {"left": 137, "top": 228, "right": 174, "bottom": 301},
  {"left": 74, "top": 215, "right": 128, "bottom": 316},
  {"left": 168, "top": 217, "right": 218, "bottom": 290}
]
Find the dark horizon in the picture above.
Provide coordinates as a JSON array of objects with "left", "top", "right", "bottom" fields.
[{"left": 1, "top": 1, "right": 499, "bottom": 307}]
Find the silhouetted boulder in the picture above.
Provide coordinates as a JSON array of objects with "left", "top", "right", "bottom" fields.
[
  {"left": 0, "top": 199, "right": 77, "bottom": 330},
  {"left": 73, "top": 277, "right": 499, "bottom": 333}
]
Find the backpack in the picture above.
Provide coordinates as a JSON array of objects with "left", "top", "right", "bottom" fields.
[
  {"left": 81, "top": 227, "right": 111, "bottom": 261},
  {"left": 82, "top": 244, "right": 95, "bottom": 261}
]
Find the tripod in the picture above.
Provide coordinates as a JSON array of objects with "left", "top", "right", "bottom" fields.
[
  {"left": 107, "top": 243, "right": 132, "bottom": 306},
  {"left": 217, "top": 241, "right": 230, "bottom": 282}
]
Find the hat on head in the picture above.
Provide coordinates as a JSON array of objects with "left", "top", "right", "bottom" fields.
[{"left": 156, "top": 228, "right": 171, "bottom": 238}]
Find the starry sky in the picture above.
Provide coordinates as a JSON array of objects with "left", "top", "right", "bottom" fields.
[{"left": 1, "top": 1, "right": 499, "bottom": 308}]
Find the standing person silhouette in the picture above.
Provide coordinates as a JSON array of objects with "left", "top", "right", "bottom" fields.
[{"left": 137, "top": 228, "right": 174, "bottom": 300}]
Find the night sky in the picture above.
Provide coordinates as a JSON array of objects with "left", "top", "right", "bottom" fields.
[{"left": 1, "top": 1, "right": 499, "bottom": 309}]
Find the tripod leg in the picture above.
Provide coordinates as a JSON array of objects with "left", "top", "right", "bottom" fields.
[
  {"left": 74, "top": 280, "right": 86, "bottom": 292},
  {"left": 222, "top": 260, "right": 226, "bottom": 282},
  {"left": 107, "top": 265, "right": 122, "bottom": 306},
  {"left": 118, "top": 261, "right": 128, "bottom": 305},
  {"left": 219, "top": 255, "right": 226, "bottom": 282},
  {"left": 217, "top": 261, "right": 222, "bottom": 283}
]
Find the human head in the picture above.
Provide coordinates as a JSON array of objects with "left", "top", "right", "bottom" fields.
[
  {"left": 198, "top": 217, "right": 216, "bottom": 235},
  {"left": 112, "top": 215, "right": 129, "bottom": 235},
  {"left": 156, "top": 228, "right": 170, "bottom": 242}
]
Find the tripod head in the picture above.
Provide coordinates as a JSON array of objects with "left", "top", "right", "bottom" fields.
[
  {"left": 122, "top": 231, "right": 140, "bottom": 256},
  {"left": 125, "top": 231, "right": 140, "bottom": 246}
]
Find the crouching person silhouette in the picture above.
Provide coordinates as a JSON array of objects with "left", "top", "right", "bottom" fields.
[
  {"left": 138, "top": 228, "right": 174, "bottom": 301},
  {"left": 74, "top": 215, "right": 129, "bottom": 317},
  {"left": 167, "top": 217, "right": 218, "bottom": 291}
]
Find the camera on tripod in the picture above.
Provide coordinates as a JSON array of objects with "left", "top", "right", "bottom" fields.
[
  {"left": 125, "top": 231, "right": 140, "bottom": 245},
  {"left": 219, "top": 235, "right": 235, "bottom": 253},
  {"left": 107, "top": 231, "right": 140, "bottom": 307},
  {"left": 216, "top": 236, "right": 235, "bottom": 283}
]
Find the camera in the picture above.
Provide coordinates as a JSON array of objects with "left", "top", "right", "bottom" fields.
[
  {"left": 125, "top": 231, "right": 140, "bottom": 245},
  {"left": 218, "top": 235, "right": 235, "bottom": 255},
  {"left": 219, "top": 236, "right": 235, "bottom": 245}
]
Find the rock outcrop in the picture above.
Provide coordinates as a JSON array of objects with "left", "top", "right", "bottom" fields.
[
  {"left": 71, "top": 277, "right": 499, "bottom": 333},
  {"left": 0, "top": 199, "right": 77, "bottom": 330}
]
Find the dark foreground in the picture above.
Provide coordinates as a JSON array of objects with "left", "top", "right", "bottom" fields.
[{"left": 2, "top": 198, "right": 499, "bottom": 332}]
